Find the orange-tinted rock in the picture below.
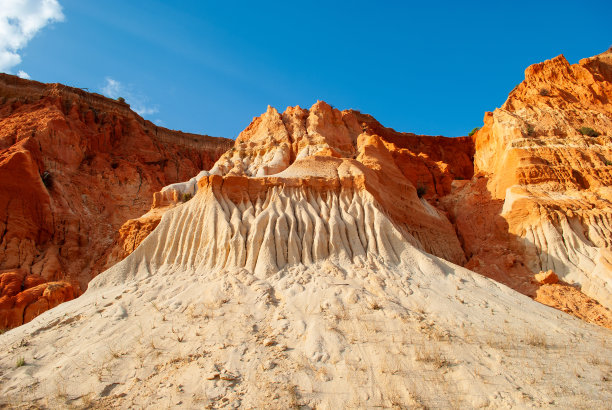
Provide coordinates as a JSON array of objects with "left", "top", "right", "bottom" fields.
[
  {"left": 106, "top": 207, "right": 167, "bottom": 263},
  {"left": 21, "top": 282, "right": 76, "bottom": 324},
  {"left": 439, "top": 177, "right": 536, "bottom": 295},
  {"left": 534, "top": 270, "right": 559, "bottom": 285},
  {"left": 202, "top": 101, "right": 471, "bottom": 265},
  {"left": 535, "top": 282, "right": 612, "bottom": 330},
  {"left": 0, "top": 269, "right": 76, "bottom": 329},
  {"left": 0, "top": 74, "right": 232, "bottom": 328},
  {"left": 355, "top": 111, "right": 474, "bottom": 197},
  {"left": 210, "top": 102, "right": 473, "bottom": 198},
  {"left": 474, "top": 50, "right": 612, "bottom": 197},
  {"left": 462, "top": 48, "right": 612, "bottom": 313}
]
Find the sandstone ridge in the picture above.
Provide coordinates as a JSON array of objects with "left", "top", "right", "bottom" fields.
[
  {"left": 124, "top": 101, "right": 476, "bottom": 276},
  {"left": 466, "top": 48, "right": 612, "bottom": 311}
]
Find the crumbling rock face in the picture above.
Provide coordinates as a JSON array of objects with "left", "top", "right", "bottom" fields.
[
  {"left": 464, "top": 49, "right": 612, "bottom": 311},
  {"left": 105, "top": 208, "right": 165, "bottom": 265},
  {"left": 535, "top": 280, "right": 612, "bottom": 329},
  {"left": 474, "top": 50, "right": 612, "bottom": 192},
  {"left": 0, "top": 269, "right": 75, "bottom": 329},
  {"left": 208, "top": 103, "right": 473, "bottom": 196},
  {"left": 439, "top": 177, "right": 536, "bottom": 295},
  {"left": 0, "top": 74, "right": 232, "bottom": 328}
]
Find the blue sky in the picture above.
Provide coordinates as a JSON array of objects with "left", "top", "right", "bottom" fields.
[{"left": 2, "top": 0, "right": 611, "bottom": 139}]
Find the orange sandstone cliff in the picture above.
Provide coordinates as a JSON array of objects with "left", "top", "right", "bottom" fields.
[
  {"left": 457, "top": 48, "right": 612, "bottom": 317},
  {"left": 3, "top": 48, "right": 612, "bottom": 331},
  {"left": 0, "top": 74, "right": 232, "bottom": 329}
]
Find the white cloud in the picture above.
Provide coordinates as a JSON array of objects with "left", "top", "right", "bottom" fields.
[
  {"left": 0, "top": 0, "right": 64, "bottom": 72},
  {"left": 101, "top": 77, "right": 121, "bottom": 98},
  {"left": 101, "top": 77, "right": 159, "bottom": 118},
  {"left": 136, "top": 106, "right": 159, "bottom": 116},
  {"left": 17, "top": 69, "right": 30, "bottom": 79}
]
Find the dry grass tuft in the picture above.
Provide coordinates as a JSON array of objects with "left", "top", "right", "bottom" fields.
[
  {"left": 525, "top": 333, "right": 547, "bottom": 348},
  {"left": 415, "top": 346, "right": 450, "bottom": 369}
]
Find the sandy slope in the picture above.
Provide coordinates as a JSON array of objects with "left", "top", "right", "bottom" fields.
[{"left": 1, "top": 186, "right": 610, "bottom": 409}]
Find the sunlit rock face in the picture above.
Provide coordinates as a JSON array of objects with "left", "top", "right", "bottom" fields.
[
  {"left": 468, "top": 48, "right": 612, "bottom": 309},
  {"left": 143, "top": 100, "right": 474, "bottom": 271}
]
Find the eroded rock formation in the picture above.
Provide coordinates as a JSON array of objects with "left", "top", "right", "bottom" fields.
[
  {"left": 133, "top": 60, "right": 612, "bottom": 327},
  {"left": 465, "top": 48, "right": 612, "bottom": 311},
  {"left": 0, "top": 269, "right": 75, "bottom": 328},
  {"left": 2, "top": 50, "right": 612, "bottom": 408},
  {"left": 155, "top": 102, "right": 474, "bottom": 265},
  {"left": 3, "top": 49, "right": 612, "bottom": 333},
  {"left": 0, "top": 74, "right": 232, "bottom": 328}
]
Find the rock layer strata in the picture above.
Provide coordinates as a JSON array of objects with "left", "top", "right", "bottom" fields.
[{"left": 466, "top": 48, "right": 612, "bottom": 310}]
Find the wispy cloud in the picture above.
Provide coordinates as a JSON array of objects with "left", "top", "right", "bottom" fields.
[
  {"left": 101, "top": 77, "right": 159, "bottom": 117},
  {"left": 101, "top": 77, "right": 121, "bottom": 97},
  {"left": 0, "top": 0, "right": 64, "bottom": 75},
  {"left": 17, "top": 69, "right": 31, "bottom": 79}
]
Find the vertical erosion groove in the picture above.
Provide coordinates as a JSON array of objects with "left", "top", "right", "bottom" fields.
[{"left": 142, "top": 184, "right": 422, "bottom": 277}]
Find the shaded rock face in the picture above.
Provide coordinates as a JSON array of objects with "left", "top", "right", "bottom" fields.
[
  {"left": 0, "top": 74, "right": 232, "bottom": 329},
  {"left": 0, "top": 269, "right": 75, "bottom": 329}
]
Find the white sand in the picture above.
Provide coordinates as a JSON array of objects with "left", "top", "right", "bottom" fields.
[{"left": 1, "top": 187, "right": 611, "bottom": 408}]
